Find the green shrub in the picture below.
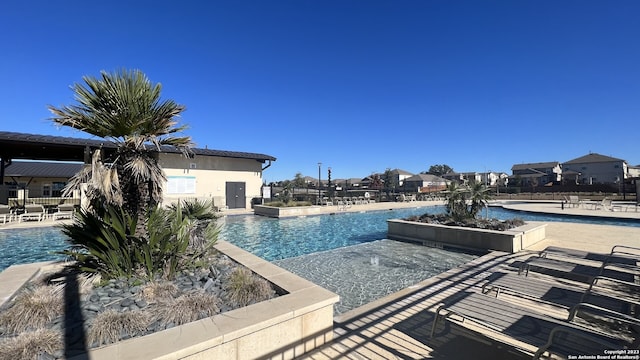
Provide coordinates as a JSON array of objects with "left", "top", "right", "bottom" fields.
[
  {"left": 61, "top": 201, "right": 220, "bottom": 280},
  {"left": 59, "top": 206, "right": 138, "bottom": 279}
]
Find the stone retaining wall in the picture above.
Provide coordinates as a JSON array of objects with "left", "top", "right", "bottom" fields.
[
  {"left": 254, "top": 205, "right": 324, "bottom": 218},
  {"left": 387, "top": 220, "right": 546, "bottom": 253}
]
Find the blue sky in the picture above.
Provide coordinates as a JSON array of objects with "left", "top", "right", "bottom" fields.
[{"left": 2, "top": 1, "right": 639, "bottom": 183}]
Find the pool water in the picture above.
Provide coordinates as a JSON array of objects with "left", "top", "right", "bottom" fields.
[
  {"left": 2, "top": 205, "right": 639, "bottom": 271},
  {"left": 0, "top": 226, "right": 70, "bottom": 271},
  {"left": 273, "top": 239, "right": 479, "bottom": 314},
  {"left": 218, "top": 206, "right": 446, "bottom": 261}
]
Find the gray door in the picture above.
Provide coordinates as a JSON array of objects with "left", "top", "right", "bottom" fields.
[{"left": 225, "top": 182, "right": 246, "bottom": 209}]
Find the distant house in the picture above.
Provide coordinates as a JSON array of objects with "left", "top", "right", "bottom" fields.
[
  {"left": 441, "top": 171, "right": 482, "bottom": 185},
  {"left": 478, "top": 171, "right": 509, "bottom": 187},
  {"left": 628, "top": 165, "right": 640, "bottom": 179},
  {"left": 389, "top": 169, "right": 414, "bottom": 187},
  {"left": 510, "top": 161, "right": 561, "bottom": 187},
  {"left": 403, "top": 174, "right": 448, "bottom": 193},
  {"left": 562, "top": 153, "right": 627, "bottom": 185}
]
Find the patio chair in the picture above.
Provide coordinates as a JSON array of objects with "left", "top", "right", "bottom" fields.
[
  {"left": 539, "top": 245, "right": 640, "bottom": 272},
  {"left": 0, "top": 206, "right": 14, "bottom": 224},
  {"left": 518, "top": 256, "right": 637, "bottom": 284},
  {"left": 52, "top": 203, "right": 76, "bottom": 220},
  {"left": 567, "top": 195, "right": 581, "bottom": 208},
  {"left": 482, "top": 272, "right": 638, "bottom": 316},
  {"left": 430, "top": 292, "right": 634, "bottom": 359},
  {"left": 18, "top": 204, "right": 46, "bottom": 222}
]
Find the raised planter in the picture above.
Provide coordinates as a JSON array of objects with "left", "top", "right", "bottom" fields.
[
  {"left": 254, "top": 204, "right": 324, "bottom": 218},
  {"left": 0, "top": 241, "right": 339, "bottom": 360},
  {"left": 387, "top": 219, "right": 546, "bottom": 253}
]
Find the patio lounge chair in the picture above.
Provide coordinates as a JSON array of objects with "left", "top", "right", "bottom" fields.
[
  {"left": 52, "top": 203, "right": 76, "bottom": 220},
  {"left": 539, "top": 245, "right": 640, "bottom": 272},
  {"left": 430, "top": 292, "right": 634, "bottom": 359},
  {"left": 0, "top": 206, "right": 14, "bottom": 224},
  {"left": 582, "top": 198, "right": 621, "bottom": 211},
  {"left": 518, "top": 256, "right": 637, "bottom": 284},
  {"left": 18, "top": 204, "right": 46, "bottom": 222},
  {"left": 566, "top": 195, "right": 581, "bottom": 208},
  {"left": 482, "top": 272, "right": 639, "bottom": 316}
]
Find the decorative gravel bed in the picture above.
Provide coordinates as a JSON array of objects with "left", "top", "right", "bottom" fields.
[{"left": 0, "top": 252, "right": 280, "bottom": 359}]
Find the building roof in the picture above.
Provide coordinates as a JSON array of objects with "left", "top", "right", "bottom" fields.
[
  {"left": 563, "top": 153, "right": 624, "bottom": 165},
  {"left": 511, "top": 161, "right": 559, "bottom": 171},
  {"left": 4, "top": 161, "right": 83, "bottom": 178},
  {"left": 508, "top": 173, "right": 546, "bottom": 179},
  {"left": 390, "top": 168, "right": 413, "bottom": 175},
  {"left": 0, "top": 131, "right": 276, "bottom": 163},
  {"left": 405, "top": 174, "right": 447, "bottom": 182}
]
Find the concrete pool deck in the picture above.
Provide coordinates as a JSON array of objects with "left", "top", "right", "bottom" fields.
[{"left": 2, "top": 199, "right": 639, "bottom": 358}]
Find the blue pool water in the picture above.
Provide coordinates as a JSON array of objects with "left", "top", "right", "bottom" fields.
[{"left": 1, "top": 205, "right": 639, "bottom": 271}]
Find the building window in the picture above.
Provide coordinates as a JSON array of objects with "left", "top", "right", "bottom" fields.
[
  {"left": 167, "top": 176, "right": 196, "bottom": 194},
  {"left": 42, "top": 184, "right": 52, "bottom": 197},
  {"left": 52, "top": 182, "right": 66, "bottom": 197},
  {"left": 6, "top": 182, "right": 25, "bottom": 198}
]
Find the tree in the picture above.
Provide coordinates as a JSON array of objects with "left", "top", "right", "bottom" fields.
[
  {"left": 369, "top": 173, "right": 383, "bottom": 201},
  {"left": 425, "top": 164, "right": 453, "bottom": 176},
  {"left": 382, "top": 169, "right": 397, "bottom": 200},
  {"left": 278, "top": 180, "right": 293, "bottom": 203},
  {"left": 292, "top": 172, "right": 306, "bottom": 198},
  {"left": 48, "top": 69, "right": 191, "bottom": 237}
]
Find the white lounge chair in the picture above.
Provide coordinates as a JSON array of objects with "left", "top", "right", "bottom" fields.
[
  {"left": 19, "top": 204, "right": 46, "bottom": 222},
  {"left": 0, "top": 206, "right": 14, "bottom": 224},
  {"left": 52, "top": 203, "right": 76, "bottom": 220},
  {"left": 566, "top": 195, "right": 581, "bottom": 208}
]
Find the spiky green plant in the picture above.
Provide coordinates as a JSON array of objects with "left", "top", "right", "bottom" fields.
[
  {"left": 60, "top": 200, "right": 219, "bottom": 280},
  {"left": 169, "top": 199, "right": 217, "bottom": 220},
  {"left": 223, "top": 267, "right": 274, "bottom": 308},
  {"left": 0, "top": 329, "right": 62, "bottom": 360},
  {"left": 0, "top": 285, "right": 64, "bottom": 334},
  {"left": 59, "top": 206, "right": 138, "bottom": 279},
  {"left": 88, "top": 310, "right": 150, "bottom": 346},
  {"left": 153, "top": 292, "right": 220, "bottom": 326},
  {"left": 162, "top": 200, "right": 220, "bottom": 256},
  {"left": 444, "top": 182, "right": 492, "bottom": 221}
]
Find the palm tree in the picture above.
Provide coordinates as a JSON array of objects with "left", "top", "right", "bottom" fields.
[
  {"left": 468, "top": 182, "right": 491, "bottom": 218},
  {"left": 49, "top": 69, "right": 191, "bottom": 237},
  {"left": 444, "top": 182, "right": 467, "bottom": 221},
  {"left": 444, "top": 182, "right": 492, "bottom": 221}
]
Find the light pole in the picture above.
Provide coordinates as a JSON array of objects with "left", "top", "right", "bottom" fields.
[{"left": 318, "top": 162, "right": 322, "bottom": 205}]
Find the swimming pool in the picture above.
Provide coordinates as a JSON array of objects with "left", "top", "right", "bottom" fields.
[{"left": 2, "top": 205, "right": 639, "bottom": 271}]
